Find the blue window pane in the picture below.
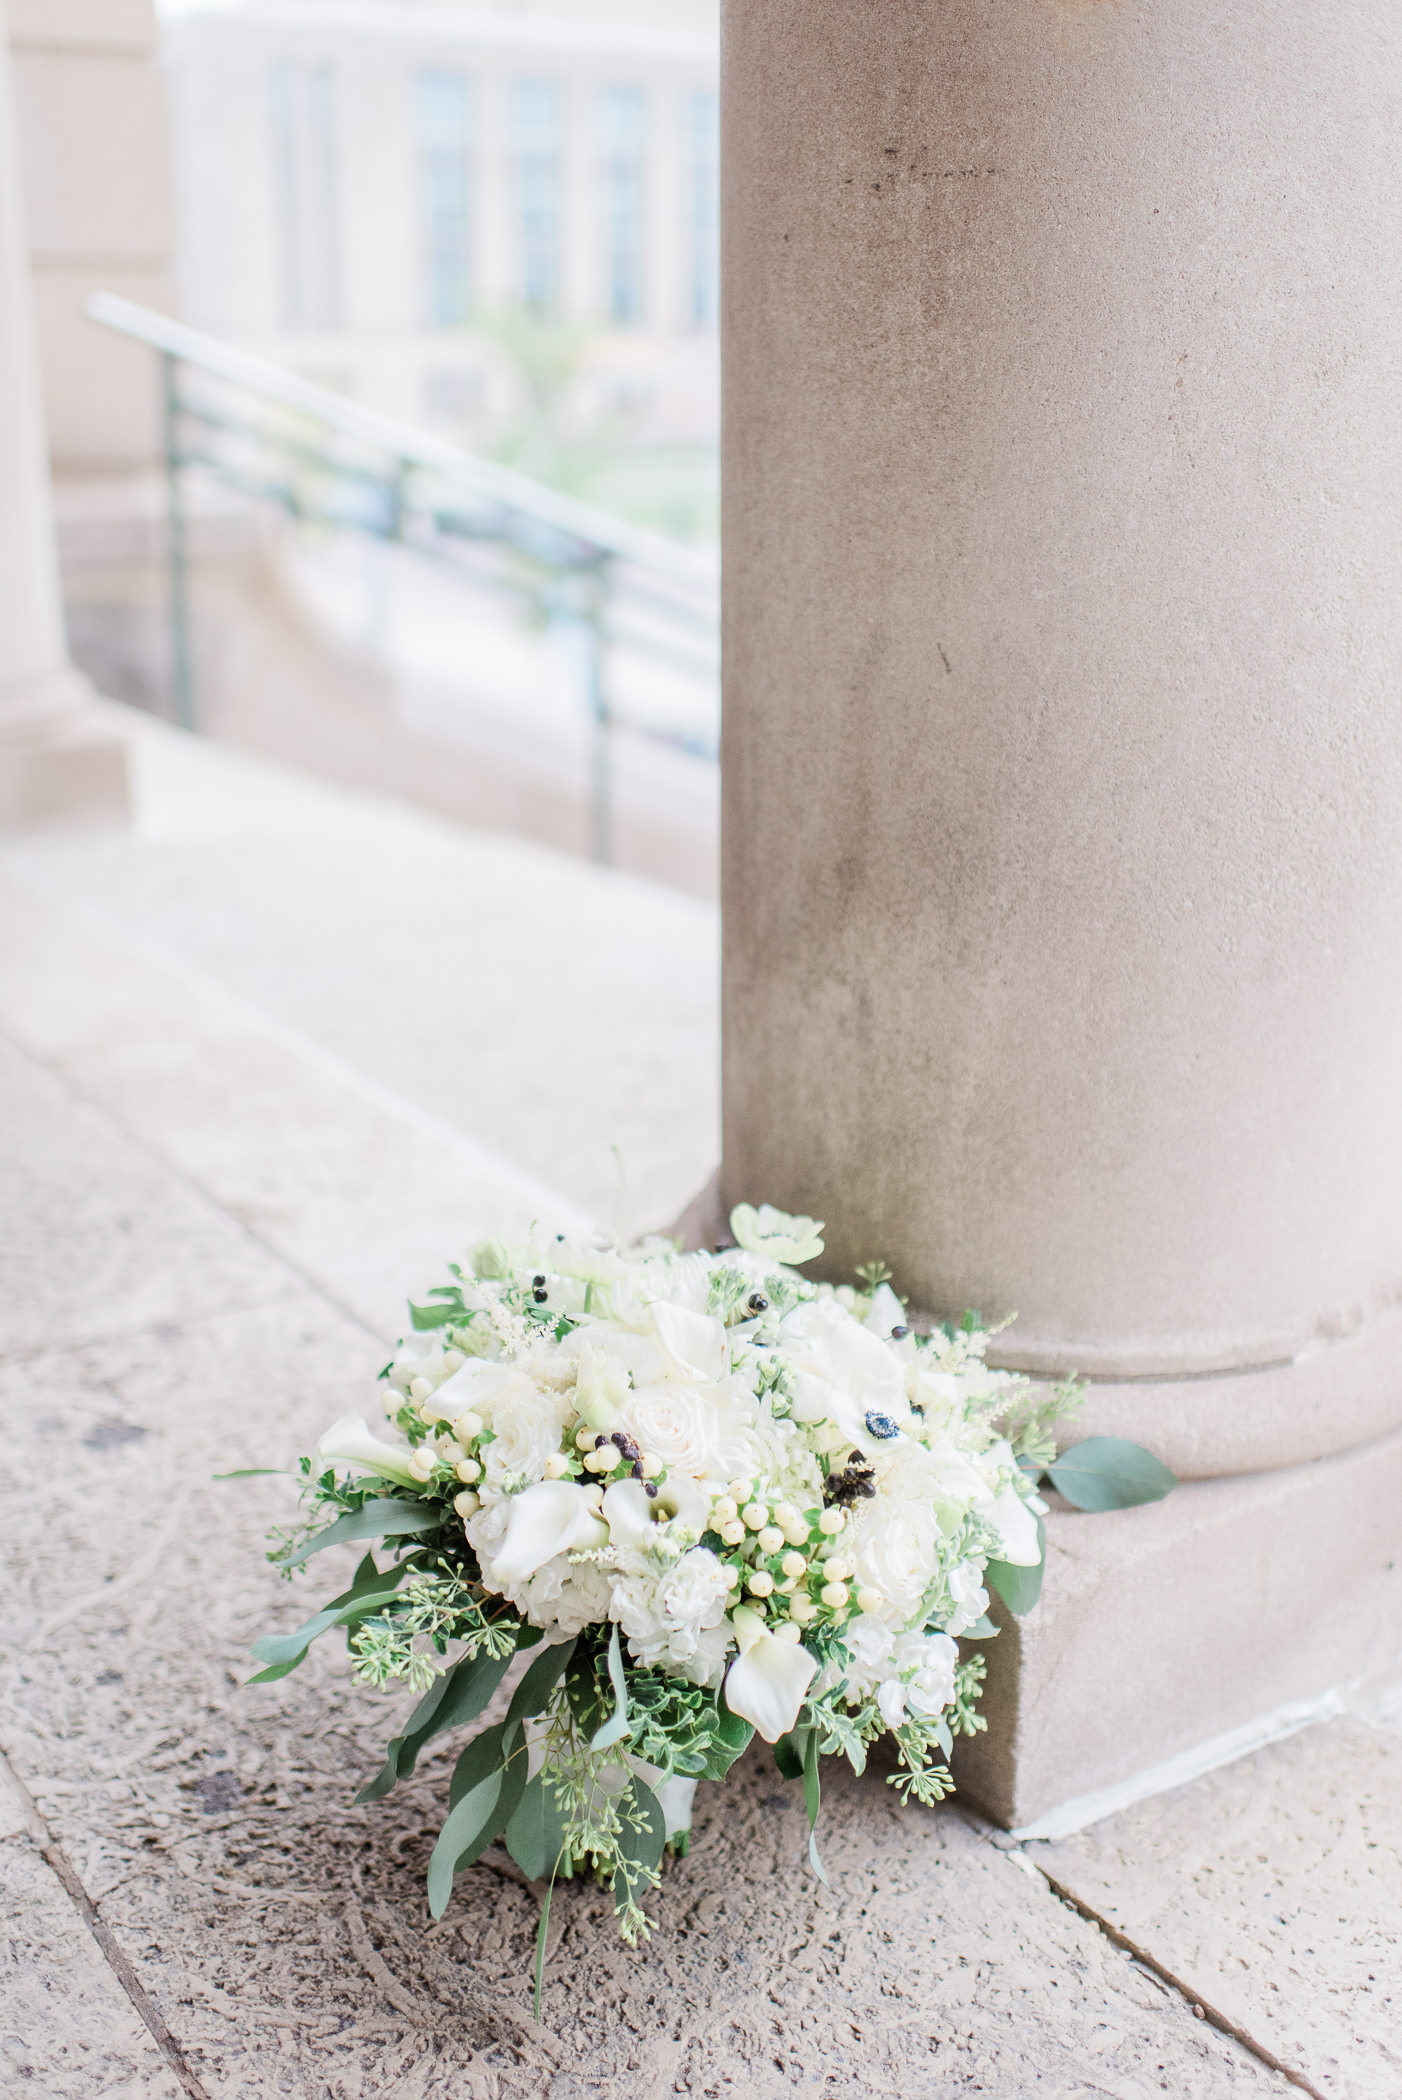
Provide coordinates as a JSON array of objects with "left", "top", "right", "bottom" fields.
[
  {"left": 509, "top": 78, "right": 562, "bottom": 315},
  {"left": 416, "top": 70, "right": 473, "bottom": 326},
  {"left": 599, "top": 84, "right": 646, "bottom": 327},
  {"left": 685, "top": 88, "right": 718, "bottom": 329}
]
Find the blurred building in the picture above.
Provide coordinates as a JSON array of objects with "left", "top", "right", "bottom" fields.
[{"left": 161, "top": 0, "right": 719, "bottom": 452}]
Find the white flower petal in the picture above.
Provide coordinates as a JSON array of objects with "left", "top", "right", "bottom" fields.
[
  {"left": 491, "top": 1480, "right": 608, "bottom": 1586},
  {"left": 650, "top": 1302, "right": 728, "bottom": 1383},
  {"left": 317, "top": 1413, "right": 419, "bottom": 1489},
  {"left": 990, "top": 1485, "right": 1042, "bottom": 1567},
  {"left": 724, "top": 1626, "right": 818, "bottom": 1742}
]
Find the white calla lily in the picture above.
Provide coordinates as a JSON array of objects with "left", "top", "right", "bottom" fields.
[
  {"left": 603, "top": 1472, "right": 712, "bottom": 1552},
  {"left": 650, "top": 1301, "right": 728, "bottom": 1383},
  {"left": 723, "top": 1605, "right": 818, "bottom": 1742},
  {"left": 492, "top": 1480, "right": 608, "bottom": 1585},
  {"left": 729, "top": 1202, "right": 825, "bottom": 1266},
  {"left": 317, "top": 1413, "right": 419, "bottom": 1489},
  {"left": 989, "top": 1484, "right": 1042, "bottom": 1567}
]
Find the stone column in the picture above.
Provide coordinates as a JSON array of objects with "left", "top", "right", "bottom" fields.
[
  {"left": 722, "top": 0, "right": 1402, "bottom": 1823},
  {"left": 0, "top": 0, "right": 127, "bottom": 829}
]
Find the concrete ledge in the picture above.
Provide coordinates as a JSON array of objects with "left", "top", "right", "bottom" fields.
[
  {"left": 953, "top": 1424, "right": 1402, "bottom": 1830},
  {"left": 0, "top": 718, "right": 129, "bottom": 830}
]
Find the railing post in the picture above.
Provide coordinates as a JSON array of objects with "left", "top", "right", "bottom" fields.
[
  {"left": 584, "top": 557, "right": 613, "bottom": 866},
  {"left": 161, "top": 350, "right": 195, "bottom": 731}
]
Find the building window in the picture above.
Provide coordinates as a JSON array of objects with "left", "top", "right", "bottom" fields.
[
  {"left": 269, "top": 60, "right": 342, "bottom": 330},
  {"left": 598, "top": 85, "right": 647, "bottom": 328},
  {"left": 508, "top": 78, "right": 562, "bottom": 316},
  {"left": 684, "top": 87, "right": 718, "bottom": 330},
  {"left": 416, "top": 71, "right": 474, "bottom": 327}
]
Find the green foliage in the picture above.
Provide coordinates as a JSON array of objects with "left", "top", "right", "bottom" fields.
[
  {"left": 854, "top": 1260, "right": 894, "bottom": 1292},
  {"left": 985, "top": 1518, "right": 1046, "bottom": 1616},
  {"left": 998, "top": 1373, "right": 1087, "bottom": 1471},
  {"left": 949, "top": 1654, "right": 988, "bottom": 1739},
  {"left": 1046, "top": 1437, "right": 1177, "bottom": 1511},
  {"left": 272, "top": 1496, "right": 442, "bottom": 1570}
]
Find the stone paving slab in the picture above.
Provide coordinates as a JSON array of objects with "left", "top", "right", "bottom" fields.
[
  {"left": 0, "top": 1029, "right": 300, "bottom": 1364},
  {"left": 0, "top": 876, "right": 585, "bottom": 1339},
  {"left": 0, "top": 953, "right": 1287, "bottom": 2099},
  {"left": 2, "top": 707, "right": 720, "bottom": 1236},
  {"left": 0, "top": 1804, "right": 186, "bottom": 2100},
  {"left": 1032, "top": 1705, "right": 1402, "bottom": 2100}
]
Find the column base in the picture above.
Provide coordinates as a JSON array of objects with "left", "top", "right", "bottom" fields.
[
  {"left": 953, "top": 1423, "right": 1402, "bottom": 1830},
  {"left": 0, "top": 669, "right": 129, "bottom": 831}
]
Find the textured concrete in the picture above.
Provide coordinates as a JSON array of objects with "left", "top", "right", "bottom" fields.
[
  {"left": 720, "top": 0, "right": 1402, "bottom": 1478},
  {"left": 0, "top": 878, "right": 1295, "bottom": 2098}
]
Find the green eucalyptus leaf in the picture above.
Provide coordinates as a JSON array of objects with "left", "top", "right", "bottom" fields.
[
  {"left": 1047, "top": 1437, "right": 1177, "bottom": 1511},
  {"left": 504, "top": 1771, "right": 573, "bottom": 1883},
  {"left": 590, "top": 1623, "right": 631, "bottom": 1751},
  {"left": 985, "top": 1521, "right": 1046, "bottom": 1616},
  {"left": 427, "top": 1771, "right": 504, "bottom": 1918},
  {"left": 505, "top": 1637, "right": 577, "bottom": 1733},
  {"left": 409, "top": 1300, "right": 460, "bottom": 1330},
  {"left": 772, "top": 1728, "right": 807, "bottom": 1783},
  {"left": 448, "top": 1722, "right": 512, "bottom": 1810},
  {"left": 802, "top": 1727, "right": 828, "bottom": 1887},
  {"left": 251, "top": 1552, "right": 412, "bottom": 1673},
  {"left": 273, "top": 1498, "right": 439, "bottom": 1569}
]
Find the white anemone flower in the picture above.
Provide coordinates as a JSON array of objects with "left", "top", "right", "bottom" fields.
[
  {"left": 723, "top": 1605, "right": 817, "bottom": 1742},
  {"left": 729, "top": 1203, "right": 825, "bottom": 1266},
  {"left": 490, "top": 1480, "right": 608, "bottom": 1586},
  {"left": 317, "top": 1413, "right": 419, "bottom": 1489}
]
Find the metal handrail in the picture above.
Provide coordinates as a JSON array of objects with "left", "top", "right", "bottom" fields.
[{"left": 87, "top": 290, "right": 719, "bottom": 864}]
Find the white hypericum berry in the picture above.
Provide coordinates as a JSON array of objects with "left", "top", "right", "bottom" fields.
[
  {"left": 771, "top": 1502, "right": 800, "bottom": 1530},
  {"left": 773, "top": 1620, "right": 804, "bottom": 1644},
  {"left": 757, "top": 1525, "right": 785, "bottom": 1555},
  {"left": 855, "top": 1586, "right": 885, "bottom": 1615},
  {"left": 408, "top": 1377, "right": 432, "bottom": 1402},
  {"left": 455, "top": 1458, "right": 481, "bottom": 1483},
  {"left": 583, "top": 1448, "right": 607, "bottom": 1473},
  {"left": 575, "top": 1427, "right": 598, "bottom": 1451},
  {"left": 453, "top": 1488, "right": 479, "bottom": 1518},
  {"left": 781, "top": 1519, "right": 810, "bottom": 1547},
  {"left": 823, "top": 1555, "right": 852, "bottom": 1582},
  {"left": 442, "top": 1349, "right": 465, "bottom": 1372},
  {"left": 742, "top": 1502, "right": 769, "bottom": 1531},
  {"left": 819, "top": 1580, "right": 849, "bottom": 1610},
  {"left": 408, "top": 1447, "right": 437, "bottom": 1481},
  {"left": 720, "top": 1518, "right": 747, "bottom": 1546},
  {"left": 594, "top": 1442, "right": 622, "bottom": 1472},
  {"left": 818, "top": 1508, "right": 846, "bottom": 1535},
  {"left": 543, "top": 1452, "right": 570, "bottom": 1479},
  {"left": 453, "top": 1410, "right": 483, "bottom": 1443},
  {"left": 724, "top": 1562, "right": 743, "bottom": 1588},
  {"left": 746, "top": 1570, "right": 774, "bottom": 1597},
  {"left": 727, "top": 1477, "right": 754, "bottom": 1504},
  {"left": 712, "top": 1496, "right": 738, "bottom": 1526},
  {"left": 789, "top": 1594, "right": 818, "bottom": 1623},
  {"left": 639, "top": 1451, "right": 661, "bottom": 1478},
  {"left": 780, "top": 1551, "right": 808, "bottom": 1579}
]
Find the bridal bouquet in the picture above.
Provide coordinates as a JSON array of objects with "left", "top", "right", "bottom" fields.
[{"left": 251, "top": 1205, "right": 1171, "bottom": 1982}]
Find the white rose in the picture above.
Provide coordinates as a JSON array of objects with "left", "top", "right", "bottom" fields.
[
  {"left": 846, "top": 1500, "right": 941, "bottom": 1628},
  {"left": 615, "top": 1382, "right": 751, "bottom": 1483},
  {"left": 478, "top": 1372, "right": 572, "bottom": 1490}
]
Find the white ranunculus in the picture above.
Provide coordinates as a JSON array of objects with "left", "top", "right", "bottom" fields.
[
  {"left": 729, "top": 1203, "right": 825, "bottom": 1266},
  {"left": 486, "top": 1480, "right": 608, "bottom": 1587},
  {"left": 474, "top": 1370, "right": 572, "bottom": 1491},
  {"left": 317, "top": 1413, "right": 419, "bottom": 1489},
  {"left": 847, "top": 1501, "right": 941, "bottom": 1626}
]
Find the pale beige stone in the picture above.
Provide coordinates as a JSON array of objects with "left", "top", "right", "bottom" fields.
[
  {"left": 954, "top": 1434, "right": 1402, "bottom": 1831},
  {"left": 721, "top": 0, "right": 1402, "bottom": 1472}
]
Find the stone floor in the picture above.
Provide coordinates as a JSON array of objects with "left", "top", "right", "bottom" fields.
[{"left": 0, "top": 708, "right": 1398, "bottom": 2099}]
